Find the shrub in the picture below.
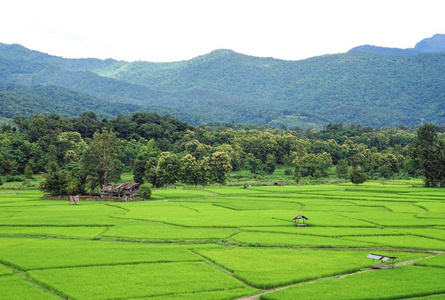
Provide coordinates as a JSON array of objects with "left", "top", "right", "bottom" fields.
[{"left": 139, "top": 183, "right": 152, "bottom": 199}]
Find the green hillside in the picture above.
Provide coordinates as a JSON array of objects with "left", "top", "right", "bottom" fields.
[{"left": 1, "top": 35, "right": 445, "bottom": 127}]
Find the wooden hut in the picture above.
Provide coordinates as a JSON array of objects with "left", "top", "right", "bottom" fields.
[
  {"left": 292, "top": 214, "right": 309, "bottom": 227},
  {"left": 100, "top": 183, "right": 140, "bottom": 198},
  {"left": 117, "top": 182, "right": 140, "bottom": 196},
  {"left": 367, "top": 253, "right": 397, "bottom": 269},
  {"left": 100, "top": 185, "right": 120, "bottom": 197}
]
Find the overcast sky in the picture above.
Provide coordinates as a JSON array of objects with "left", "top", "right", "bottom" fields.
[{"left": 1, "top": 0, "right": 444, "bottom": 62}]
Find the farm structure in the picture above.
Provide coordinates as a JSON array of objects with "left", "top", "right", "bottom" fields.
[
  {"left": 367, "top": 253, "right": 397, "bottom": 269},
  {"left": 292, "top": 214, "right": 309, "bottom": 227},
  {"left": 100, "top": 182, "right": 140, "bottom": 198},
  {"left": 274, "top": 181, "right": 285, "bottom": 186}
]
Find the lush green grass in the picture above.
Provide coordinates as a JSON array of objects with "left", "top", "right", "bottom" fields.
[
  {"left": 0, "top": 263, "right": 13, "bottom": 276},
  {"left": 28, "top": 262, "right": 256, "bottom": 299},
  {"left": 0, "top": 238, "right": 205, "bottom": 270},
  {"left": 103, "top": 219, "right": 238, "bottom": 241},
  {"left": 0, "top": 182, "right": 444, "bottom": 299},
  {"left": 241, "top": 226, "right": 401, "bottom": 237},
  {"left": 0, "top": 226, "right": 108, "bottom": 238},
  {"left": 344, "top": 235, "right": 445, "bottom": 250},
  {"left": 261, "top": 266, "right": 445, "bottom": 300},
  {"left": 232, "top": 232, "right": 374, "bottom": 248},
  {"left": 415, "top": 255, "right": 445, "bottom": 268},
  {"left": 0, "top": 275, "right": 59, "bottom": 300},
  {"left": 196, "top": 248, "right": 428, "bottom": 288}
]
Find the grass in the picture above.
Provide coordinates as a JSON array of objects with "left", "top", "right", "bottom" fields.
[
  {"left": 261, "top": 266, "right": 445, "bottom": 300},
  {"left": 232, "top": 231, "right": 375, "bottom": 248},
  {"left": 0, "top": 181, "right": 444, "bottom": 299},
  {"left": 0, "top": 263, "right": 13, "bottom": 276},
  {"left": 415, "top": 255, "right": 445, "bottom": 268},
  {"left": 0, "top": 275, "right": 60, "bottom": 300},
  {"left": 196, "top": 248, "right": 428, "bottom": 288},
  {"left": 0, "top": 238, "right": 204, "bottom": 270},
  {"left": 28, "top": 261, "right": 256, "bottom": 299}
]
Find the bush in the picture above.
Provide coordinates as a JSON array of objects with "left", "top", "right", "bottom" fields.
[
  {"left": 5, "top": 174, "right": 24, "bottom": 182},
  {"left": 139, "top": 183, "right": 152, "bottom": 199},
  {"left": 284, "top": 169, "right": 293, "bottom": 176},
  {"left": 0, "top": 177, "right": 3, "bottom": 186}
]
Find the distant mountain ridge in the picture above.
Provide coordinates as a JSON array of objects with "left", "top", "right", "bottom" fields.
[
  {"left": 1, "top": 34, "right": 445, "bottom": 128},
  {"left": 349, "top": 34, "right": 445, "bottom": 56}
]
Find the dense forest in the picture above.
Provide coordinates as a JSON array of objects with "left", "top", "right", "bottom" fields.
[
  {"left": 1, "top": 34, "right": 445, "bottom": 128},
  {"left": 1, "top": 112, "right": 444, "bottom": 195}
]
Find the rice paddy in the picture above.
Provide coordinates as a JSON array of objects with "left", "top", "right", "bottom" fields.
[{"left": 0, "top": 180, "right": 444, "bottom": 299}]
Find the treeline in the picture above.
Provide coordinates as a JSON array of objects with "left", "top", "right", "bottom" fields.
[{"left": 1, "top": 112, "right": 444, "bottom": 194}]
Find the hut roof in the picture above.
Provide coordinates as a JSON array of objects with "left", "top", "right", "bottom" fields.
[
  {"left": 292, "top": 214, "right": 309, "bottom": 220},
  {"left": 117, "top": 182, "right": 140, "bottom": 190},
  {"left": 367, "top": 253, "right": 397, "bottom": 261},
  {"left": 101, "top": 185, "right": 119, "bottom": 192}
]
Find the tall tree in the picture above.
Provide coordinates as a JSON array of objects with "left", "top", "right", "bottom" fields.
[
  {"left": 156, "top": 152, "right": 180, "bottom": 187},
  {"left": 210, "top": 152, "right": 232, "bottom": 186},
  {"left": 81, "top": 129, "right": 122, "bottom": 187},
  {"left": 413, "top": 124, "right": 445, "bottom": 187},
  {"left": 179, "top": 154, "right": 199, "bottom": 186}
]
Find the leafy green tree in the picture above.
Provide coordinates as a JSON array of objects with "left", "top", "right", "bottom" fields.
[
  {"left": 196, "top": 157, "right": 211, "bottom": 187},
  {"left": 133, "top": 159, "right": 147, "bottom": 184},
  {"left": 245, "top": 153, "right": 262, "bottom": 174},
  {"left": 185, "top": 139, "right": 210, "bottom": 160},
  {"left": 39, "top": 162, "right": 69, "bottom": 196},
  {"left": 300, "top": 152, "right": 333, "bottom": 178},
  {"left": 350, "top": 169, "right": 367, "bottom": 186},
  {"left": 81, "top": 129, "right": 122, "bottom": 187},
  {"left": 210, "top": 151, "right": 232, "bottom": 186},
  {"left": 24, "top": 165, "right": 33, "bottom": 179},
  {"left": 413, "top": 124, "right": 445, "bottom": 187},
  {"left": 179, "top": 154, "right": 199, "bottom": 186},
  {"left": 145, "top": 157, "right": 159, "bottom": 187},
  {"left": 156, "top": 152, "right": 180, "bottom": 187},
  {"left": 139, "top": 183, "right": 152, "bottom": 199},
  {"left": 336, "top": 159, "right": 350, "bottom": 178},
  {"left": 263, "top": 154, "right": 276, "bottom": 175}
]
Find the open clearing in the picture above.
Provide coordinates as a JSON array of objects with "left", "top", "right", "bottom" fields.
[{"left": 0, "top": 180, "right": 444, "bottom": 299}]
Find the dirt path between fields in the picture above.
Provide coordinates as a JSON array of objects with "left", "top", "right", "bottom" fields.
[{"left": 236, "top": 254, "right": 439, "bottom": 300}]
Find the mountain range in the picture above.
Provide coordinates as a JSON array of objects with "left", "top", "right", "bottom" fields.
[{"left": 1, "top": 34, "right": 445, "bottom": 128}]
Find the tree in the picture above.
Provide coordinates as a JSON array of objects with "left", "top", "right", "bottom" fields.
[
  {"left": 263, "top": 154, "right": 276, "bottom": 175},
  {"left": 144, "top": 157, "right": 159, "bottom": 187},
  {"left": 81, "top": 129, "right": 122, "bottom": 188},
  {"left": 134, "top": 139, "right": 159, "bottom": 184},
  {"left": 412, "top": 124, "right": 445, "bottom": 187},
  {"left": 245, "top": 153, "right": 262, "bottom": 174},
  {"left": 156, "top": 152, "right": 180, "bottom": 187},
  {"left": 133, "top": 159, "right": 146, "bottom": 184},
  {"left": 179, "top": 154, "right": 199, "bottom": 186},
  {"left": 196, "top": 157, "right": 211, "bottom": 187},
  {"left": 210, "top": 152, "right": 232, "bottom": 186},
  {"left": 139, "top": 183, "right": 152, "bottom": 199},
  {"left": 336, "top": 159, "right": 350, "bottom": 178},
  {"left": 39, "top": 162, "right": 69, "bottom": 196},
  {"left": 24, "top": 165, "right": 33, "bottom": 179},
  {"left": 350, "top": 169, "right": 367, "bottom": 186}
]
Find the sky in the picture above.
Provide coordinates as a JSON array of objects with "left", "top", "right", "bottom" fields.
[{"left": 1, "top": 0, "right": 444, "bottom": 62}]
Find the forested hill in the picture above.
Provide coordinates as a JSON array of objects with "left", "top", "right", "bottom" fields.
[{"left": 1, "top": 34, "right": 445, "bottom": 128}]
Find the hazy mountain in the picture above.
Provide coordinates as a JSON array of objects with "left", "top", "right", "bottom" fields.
[
  {"left": 349, "top": 33, "right": 445, "bottom": 56},
  {"left": 1, "top": 35, "right": 445, "bottom": 128}
]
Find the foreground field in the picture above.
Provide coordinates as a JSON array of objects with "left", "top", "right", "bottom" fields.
[{"left": 0, "top": 181, "right": 444, "bottom": 299}]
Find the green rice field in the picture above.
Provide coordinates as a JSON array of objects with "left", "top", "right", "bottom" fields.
[{"left": 0, "top": 180, "right": 444, "bottom": 299}]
